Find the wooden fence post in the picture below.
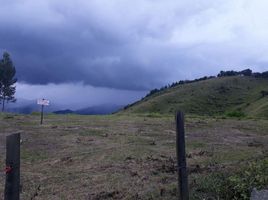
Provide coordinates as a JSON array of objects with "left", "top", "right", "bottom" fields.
[
  {"left": 5, "top": 133, "right": 20, "bottom": 200},
  {"left": 176, "top": 111, "right": 189, "bottom": 200}
]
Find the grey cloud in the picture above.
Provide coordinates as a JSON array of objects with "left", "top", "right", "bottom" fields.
[{"left": 0, "top": 0, "right": 267, "bottom": 91}]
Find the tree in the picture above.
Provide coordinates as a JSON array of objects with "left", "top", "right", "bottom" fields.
[
  {"left": 0, "top": 52, "right": 17, "bottom": 112},
  {"left": 240, "top": 69, "right": 252, "bottom": 76}
]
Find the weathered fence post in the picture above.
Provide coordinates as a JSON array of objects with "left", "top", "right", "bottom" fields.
[
  {"left": 5, "top": 133, "right": 20, "bottom": 200},
  {"left": 176, "top": 111, "right": 189, "bottom": 200}
]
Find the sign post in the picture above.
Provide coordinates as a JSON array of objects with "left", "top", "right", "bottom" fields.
[
  {"left": 41, "top": 104, "right": 44, "bottom": 125},
  {"left": 37, "top": 99, "right": 50, "bottom": 125}
]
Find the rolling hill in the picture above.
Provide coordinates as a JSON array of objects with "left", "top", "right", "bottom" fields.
[{"left": 122, "top": 76, "right": 268, "bottom": 118}]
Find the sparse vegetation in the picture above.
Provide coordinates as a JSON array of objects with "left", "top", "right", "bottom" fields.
[
  {"left": 0, "top": 113, "right": 267, "bottom": 199},
  {"left": 122, "top": 76, "right": 268, "bottom": 118},
  {"left": 130, "top": 69, "right": 268, "bottom": 104},
  {"left": 226, "top": 111, "right": 246, "bottom": 118},
  {"left": 261, "top": 90, "right": 268, "bottom": 97},
  {"left": 194, "top": 158, "right": 268, "bottom": 200}
]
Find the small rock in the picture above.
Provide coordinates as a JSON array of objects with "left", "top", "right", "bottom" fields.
[
  {"left": 125, "top": 156, "right": 133, "bottom": 161},
  {"left": 186, "top": 153, "right": 192, "bottom": 158},
  {"left": 76, "top": 137, "right": 81, "bottom": 143},
  {"left": 101, "top": 133, "right": 108, "bottom": 137},
  {"left": 250, "top": 188, "right": 268, "bottom": 200},
  {"left": 130, "top": 171, "right": 138, "bottom": 177},
  {"left": 60, "top": 156, "right": 72, "bottom": 163}
]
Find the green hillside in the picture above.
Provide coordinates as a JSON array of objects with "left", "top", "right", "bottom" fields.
[{"left": 123, "top": 76, "right": 268, "bottom": 118}]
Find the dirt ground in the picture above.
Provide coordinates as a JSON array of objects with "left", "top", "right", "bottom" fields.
[{"left": 0, "top": 113, "right": 267, "bottom": 199}]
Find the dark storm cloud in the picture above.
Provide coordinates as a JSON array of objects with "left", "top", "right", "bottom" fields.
[
  {"left": 0, "top": 4, "right": 170, "bottom": 90},
  {"left": 0, "top": 0, "right": 268, "bottom": 91}
]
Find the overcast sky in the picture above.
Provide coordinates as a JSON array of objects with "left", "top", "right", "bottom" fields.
[{"left": 1, "top": 0, "right": 268, "bottom": 108}]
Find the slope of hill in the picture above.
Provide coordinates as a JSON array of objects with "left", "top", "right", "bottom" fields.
[{"left": 122, "top": 76, "right": 268, "bottom": 118}]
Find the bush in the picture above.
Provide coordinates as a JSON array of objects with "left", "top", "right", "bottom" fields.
[
  {"left": 194, "top": 159, "right": 268, "bottom": 200},
  {"left": 226, "top": 111, "right": 246, "bottom": 118},
  {"left": 261, "top": 90, "right": 268, "bottom": 97},
  {"left": 31, "top": 112, "right": 40, "bottom": 116},
  {"left": 145, "top": 112, "right": 162, "bottom": 118},
  {"left": 222, "top": 159, "right": 268, "bottom": 200}
]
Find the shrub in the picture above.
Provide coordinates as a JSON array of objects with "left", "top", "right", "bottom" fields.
[
  {"left": 222, "top": 159, "right": 268, "bottom": 200},
  {"left": 194, "top": 159, "right": 268, "bottom": 200},
  {"left": 260, "top": 90, "right": 268, "bottom": 97},
  {"left": 145, "top": 112, "right": 162, "bottom": 118},
  {"left": 226, "top": 111, "right": 246, "bottom": 118},
  {"left": 31, "top": 112, "right": 40, "bottom": 116}
]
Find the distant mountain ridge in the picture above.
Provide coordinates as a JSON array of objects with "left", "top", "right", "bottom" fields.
[
  {"left": 53, "top": 109, "right": 74, "bottom": 114},
  {"left": 5, "top": 99, "right": 62, "bottom": 114},
  {"left": 5, "top": 99, "right": 124, "bottom": 115},
  {"left": 53, "top": 104, "right": 124, "bottom": 115}
]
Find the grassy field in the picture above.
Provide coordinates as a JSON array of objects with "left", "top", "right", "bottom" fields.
[{"left": 0, "top": 113, "right": 267, "bottom": 199}]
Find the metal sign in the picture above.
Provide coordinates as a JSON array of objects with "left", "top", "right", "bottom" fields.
[
  {"left": 37, "top": 99, "right": 50, "bottom": 124},
  {"left": 37, "top": 99, "right": 50, "bottom": 106}
]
